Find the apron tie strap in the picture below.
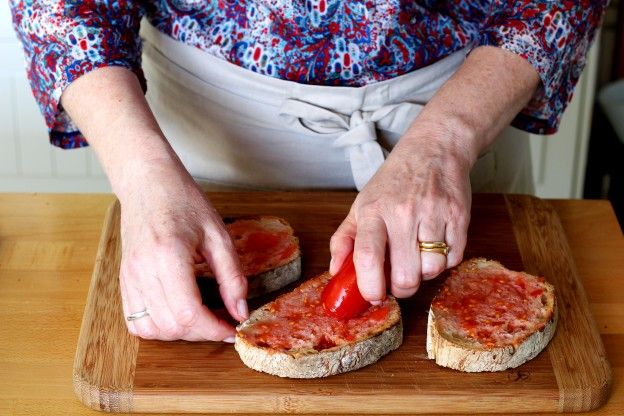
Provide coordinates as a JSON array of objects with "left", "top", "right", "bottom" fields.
[{"left": 279, "top": 99, "right": 423, "bottom": 190}]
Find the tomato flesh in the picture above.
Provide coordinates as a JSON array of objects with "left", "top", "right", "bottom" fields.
[{"left": 321, "top": 254, "right": 370, "bottom": 319}]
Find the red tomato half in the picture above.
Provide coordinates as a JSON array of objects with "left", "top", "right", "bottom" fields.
[{"left": 321, "top": 254, "right": 370, "bottom": 319}]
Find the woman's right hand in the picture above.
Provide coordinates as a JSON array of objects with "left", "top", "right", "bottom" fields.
[
  {"left": 117, "top": 159, "right": 249, "bottom": 341},
  {"left": 60, "top": 67, "right": 248, "bottom": 341}
]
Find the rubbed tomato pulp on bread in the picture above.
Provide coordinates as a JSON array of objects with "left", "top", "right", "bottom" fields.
[
  {"left": 432, "top": 268, "right": 552, "bottom": 348},
  {"left": 228, "top": 219, "right": 298, "bottom": 276},
  {"left": 195, "top": 217, "right": 298, "bottom": 277},
  {"left": 238, "top": 273, "right": 395, "bottom": 352}
]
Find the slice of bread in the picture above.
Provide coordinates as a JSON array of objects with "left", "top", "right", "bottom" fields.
[
  {"left": 427, "top": 258, "right": 557, "bottom": 372},
  {"left": 195, "top": 216, "right": 301, "bottom": 298},
  {"left": 235, "top": 272, "right": 403, "bottom": 378}
]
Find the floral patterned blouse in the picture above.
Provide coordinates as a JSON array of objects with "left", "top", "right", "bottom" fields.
[{"left": 10, "top": 0, "right": 607, "bottom": 149}]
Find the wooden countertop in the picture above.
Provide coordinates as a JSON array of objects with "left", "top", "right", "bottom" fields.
[{"left": 0, "top": 193, "right": 622, "bottom": 416}]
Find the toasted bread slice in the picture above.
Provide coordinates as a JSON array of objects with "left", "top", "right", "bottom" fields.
[
  {"left": 195, "top": 216, "right": 301, "bottom": 298},
  {"left": 427, "top": 258, "right": 557, "bottom": 372},
  {"left": 235, "top": 272, "right": 402, "bottom": 378}
]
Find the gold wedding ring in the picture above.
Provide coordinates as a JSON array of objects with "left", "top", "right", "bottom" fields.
[{"left": 418, "top": 241, "right": 449, "bottom": 256}]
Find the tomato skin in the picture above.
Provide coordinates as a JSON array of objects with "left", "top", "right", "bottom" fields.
[{"left": 321, "top": 254, "right": 370, "bottom": 319}]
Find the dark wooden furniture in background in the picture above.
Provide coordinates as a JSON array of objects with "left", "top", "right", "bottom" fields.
[
  {"left": 584, "top": 0, "right": 624, "bottom": 228},
  {"left": 615, "top": 0, "right": 624, "bottom": 79}
]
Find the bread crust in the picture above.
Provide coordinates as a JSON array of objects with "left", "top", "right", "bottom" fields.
[
  {"left": 246, "top": 256, "right": 301, "bottom": 298},
  {"left": 426, "top": 258, "right": 558, "bottom": 372}
]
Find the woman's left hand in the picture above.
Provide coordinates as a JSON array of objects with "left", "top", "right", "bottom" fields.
[
  {"left": 329, "top": 46, "right": 542, "bottom": 301},
  {"left": 329, "top": 127, "right": 473, "bottom": 301}
]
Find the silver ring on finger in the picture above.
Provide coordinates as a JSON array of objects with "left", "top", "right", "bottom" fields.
[
  {"left": 126, "top": 309, "right": 150, "bottom": 321},
  {"left": 418, "top": 241, "right": 449, "bottom": 256}
]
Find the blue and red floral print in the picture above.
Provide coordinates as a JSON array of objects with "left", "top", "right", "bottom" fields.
[{"left": 10, "top": 0, "right": 607, "bottom": 149}]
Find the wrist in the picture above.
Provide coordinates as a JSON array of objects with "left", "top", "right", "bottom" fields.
[
  {"left": 107, "top": 137, "right": 189, "bottom": 202},
  {"left": 399, "top": 115, "right": 483, "bottom": 172}
]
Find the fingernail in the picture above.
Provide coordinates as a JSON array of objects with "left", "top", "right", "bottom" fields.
[
  {"left": 223, "top": 336, "right": 235, "bottom": 343},
  {"left": 370, "top": 300, "right": 382, "bottom": 306},
  {"left": 329, "top": 257, "right": 335, "bottom": 273},
  {"left": 237, "top": 299, "right": 249, "bottom": 320}
]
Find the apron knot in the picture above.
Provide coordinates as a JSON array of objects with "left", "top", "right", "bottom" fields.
[{"left": 279, "top": 99, "right": 421, "bottom": 190}]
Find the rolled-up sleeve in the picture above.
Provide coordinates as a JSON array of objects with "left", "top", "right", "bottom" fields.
[
  {"left": 478, "top": 0, "right": 608, "bottom": 135},
  {"left": 10, "top": 0, "right": 145, "bottom": 148}
]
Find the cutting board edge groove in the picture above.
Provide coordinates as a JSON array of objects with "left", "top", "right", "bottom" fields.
[
  {"left": 73, "top": 200, "right": 137, "bottom": 412},
  {"left": 504, "top": 194, "right": 612, "bottom": 412}
]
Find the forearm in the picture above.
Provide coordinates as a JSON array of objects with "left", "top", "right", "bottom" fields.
[
  {"left": 401, "top": 46, "right": 540, "bottom": 167},
  {"left": 60, "top": 66, "right": 183, "bottom": 198}
]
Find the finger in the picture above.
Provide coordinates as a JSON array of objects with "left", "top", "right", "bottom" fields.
[
  {"left": 119, "top": 272, "right": 137, "bottom": 336},
  {"left": 418, "top": 217, "right": 448, "bottom": 281},
  {"left": 203, "top": 226, "right": 249, "bottom": 322},
  {"left": 123, "top": 270, "right": 160, "bottom": 340},
  {"left": 156, "top": 252, "right": 236, "bottom": 341},
  {"left": 353, "top": 216, "right": 387, "bottom": 303},
  {"left": 138, "top": 273, "right": 182, "bottom": 341},
  {"left": 329, "top": 214, "right": 356, "bottom": 275},
  {"left": 445, "top": 215, "right": 469, "bottom": 269},
  {"left": 387, "top": 219, "right": 421, "bottom": 299},
  {"left": 138, "top": 256, "right": 201, "bottom": 341}
]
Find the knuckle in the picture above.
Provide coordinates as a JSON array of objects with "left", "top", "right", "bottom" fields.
[
  {"left": 206, "top": 225, "right": 233, "bottom": 246},
  {"left": 152, "top": 241, "right": 181, "bottom": 258},
  {"left": 219, "top": 236, "right": 237, "bottom": 254},
  {"left": 393, "top": 272, "right": 419, "bottom": 289},
  {"left": 175, "top": 306, "right": 200, "bottom": 327},
  {"left": 218, "top": 268, "right": 246, "bottom": 291},
  {"left": 329, "top": 234, "right": 342, "bottom": 249},
  {"left": 419, "top": 216, "right": 445, "bottom": 232},
  {"left": 393, "top": 202, "right": 415, "bottom": 220},
  {"left": 448, "top": 202, "right": 470, "bottom": 221},
  {"left": 161, "top": 323, "right": 184, "bottom": 339},
  {"left": 354, "top": 247, "right": 378, "bottom": 269},
  {"left": 357, "top": 200, "right": 385, "bottom": 219},
  {"left": 450, "top": 216, "right": 470, "bottom": 233},
  {"left": 199, "top": 324, "right": 228, "bottom": 342},
  {"left": 422, "top": 261, "right": 445, "bottom": 276},
  {"left": 136, "top": 326, "right": 158, "bottom": 340},
  {"left": 120, "top": 259, "right": 140, "bottom": 279}
]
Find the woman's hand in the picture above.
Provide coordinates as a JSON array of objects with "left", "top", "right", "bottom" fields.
[
  {"left": 329, "top": 128, "right": 472, "bottom": 301},
  {"left": 60, "top": 66, "right": 248, "bottom": 341},
  {"left": 329, "top": 46, "right": 540, "bottom": 301},
  {"left": 118, "top": 159, "right": 248, "bottom": 341}
]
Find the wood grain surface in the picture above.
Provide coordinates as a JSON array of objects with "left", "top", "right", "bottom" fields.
[
  {"left": 73, "top": 200, "right": 139, "bottom": 412},
  {"left": 505, "top": 197, "right": 612, "bottom": 412},
  {"left": 70, "top": 192, "right": 611, "bottom": 414}
]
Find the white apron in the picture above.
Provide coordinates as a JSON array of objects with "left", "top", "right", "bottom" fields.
[{"left": 140, "top": 22, "right": 534, "bottom": 193}]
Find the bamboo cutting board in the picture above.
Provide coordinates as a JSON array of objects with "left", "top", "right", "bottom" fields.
[{"left": 73, "top": 192, "right": 611, "bottom": 414}]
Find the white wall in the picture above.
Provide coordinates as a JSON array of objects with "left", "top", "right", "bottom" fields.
[{"left": 0, "top": 3, "right": 599, "bottom": 197}]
